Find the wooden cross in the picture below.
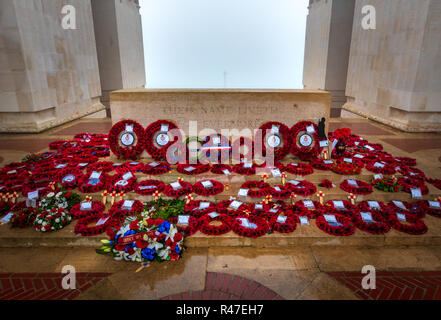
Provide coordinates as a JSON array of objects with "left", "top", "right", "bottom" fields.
[
  {"left": 101, "top": 190, "right": 108, "bottom": 205},
  {"left": 110, "top": 191, "right": 117, "bottom": 205},
  {"left": 153, "top": 191, "right": 161, "bottom": 201},
  {"left": 177, "top": 177, "right": 184, "bottom": 183},
  {"left": 84, "top": 195, "right": 92, "bottom": 202},
  {"left": 12, "top": 191, "right": 18, "bottom": 204},
  {"left": 49, "top": 181, "right": 56, "bottom": 191},
  {"left": 316, "top": 191, "right": 325, "bottom": 205},
  {"left": 348, "top": 193, "right": 357, "bottom": 205},
  {"left": 281, "top": 172, "right": 287, "bottom": 186},
  {"left": 261, "top": 173, "right": 269, "bottom": 183},
  {"left": 135, "top": 262, "right": 150, "bottom": 273},
  {"left": 322, "top": 150, "right": 328, "bottom": 160},
  {"left": 290, "top": 193, "right": 297, "bottom": 205},
  {"left": 264, "top": 194, "right": 272, "bottom": 205},
  {"left": 185, "top": 193, "right": 193, "bottom": 204},
  {"left": 224, "top": 184, "right": 230, "bottom": 191},
  {"left": 119, "top": 192, "right": 126, "bottom": 202}
]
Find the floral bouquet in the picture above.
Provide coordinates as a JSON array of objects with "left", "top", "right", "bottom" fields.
[
  {"left": 373, "top": 177, "right": 401, "bottom": 193},
  {"left": 34, "top": 207, "right": 72, "bottom": 232},
  {"left": 38, "top": 190, "right": 81, "bottom": 211}
]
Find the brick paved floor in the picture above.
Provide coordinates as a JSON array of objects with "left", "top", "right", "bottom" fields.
[
  {"left": 0, "top": 273, "right": 111, "bottom": 300},
  {"left": 159, "top": 272, "right": 284, "bottom": 300},
  {"left": 328, "top": 271, "right": 441, "bottom": 300}
]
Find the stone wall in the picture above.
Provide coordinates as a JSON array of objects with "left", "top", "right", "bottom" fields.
[
  {"left": 343, "top": 0, "right": 441, "bottom": 132},
  {"left": 0, "top": 0, "right": 105, "bottom": 132}
]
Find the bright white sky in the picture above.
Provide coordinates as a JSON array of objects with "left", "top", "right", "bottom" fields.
[{"left": 139, "top": 0, "right": 309, "bottom": 89}]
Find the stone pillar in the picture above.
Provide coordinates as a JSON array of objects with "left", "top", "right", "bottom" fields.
[
  {"left": 303, "top": 0, "right": 356, "bottom": 117},
  {"left": 343, "top": 0, "right": 441, "bottom": 132},
  {"left": 0, "top": 0, "right": 104, "bottom": 133},
  {"left": 91, "top": 0, "right": 146, "bottom": 115}
]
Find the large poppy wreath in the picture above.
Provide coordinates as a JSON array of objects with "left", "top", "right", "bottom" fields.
[
  {"left": 78, "top": 171, "right": 108, "bottom": 193},
  {"left": 352, "top": 210, "right": 391, "bottom": 235},
  {"left": 290, "top": 121, "right": 320, "bottom": 160},
  {"left": 168, "top": 215, "right": 199, "bottom": 237},
  {"left": 315, "top": 213, "right": 356, "bottom": 236},
  {"left": 184, "top": 200, "right": 217, "bottom": 218},
  {"left": 310, "top": 159, "right": 334, "bottom": 171},
  {"left": 74, "top": 214, "right": 111, "bottom": 237},
  {"left": 268, "top": 185, "right": 291, "bottom": 199},
  {"left": 231, "top": 215, "right": 270, "bottom": 238},
  {"left": 240, "top": 180, "right": 271, "bottom": 198},
  {"left": 199, "top": 213, "right": 233, "bottom": 235},
  {"left": 70, "top": 201, "right": 105, "bottom": 219},
  {"left": 384, "top": 210, "right": 428, "bottom": 235},
  {"left": 259, "top": 122, "right": 292, "bottom": 161},
  {"left": 145, "top": 120, "right": 180, "bottom": 160},
  {"left": 339, "top": 179, "right": 373, "bottom": 195},
  {"left": 56, "top": 168, "right": 84, "bottom": 190},
  {"left": 192, "top": 179, "right": 224, "bottom": 196},
  {"left": 134, "top": 179, "right": 165, "bottom": 196},
  {"left": 108, "top": 120, "right": 146, "bottom": 160},
  {"left": 285, "top": 180, "right": 317, "bottom": 197},
  {"left": 163, "top": 181, "right": 193, "bottom": 198},
  {"left": 269, "top": 213, "right": 297, "bottom": 233},
  {"left": 106, "top": 172, "right": 137, "bottom": 193}
]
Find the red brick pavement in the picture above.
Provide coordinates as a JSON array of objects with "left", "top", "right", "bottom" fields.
[
  {"left": 328, "top": 271, "right": 441, "bottom": 300},
  {"left": 0, "top": 273, "right": 111, "bottom": 300},
  {"left": 160, "top": 272, "right": 284, "bottom": 300}
]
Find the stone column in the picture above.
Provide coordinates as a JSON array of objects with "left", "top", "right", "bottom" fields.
[
  {"left": 0, "top": 0, "right": 104, "bottom": 133},
  {"left": 303, "top": 0, "right": 356, "bottom": 117},
  {"left": 91, "top": 0, "right": 146, "bottom": 115},
  {"left": 343, "top": 0, "right": 441, "bottom": 132}
]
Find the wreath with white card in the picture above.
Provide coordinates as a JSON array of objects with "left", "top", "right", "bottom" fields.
[
  {"left": 163, "top": 181, "right": 193, "bottom": 198},
  {"left": 269, "top": 213, "right": 297, "bottom": 233},
  {"left": 352, "top": 210, "right": 390, "bottom": 235},
  {"left": 70, "top": 200, "right": 105, "bottom": 219},
  {"left": 384, "top": 210, "right": 428, "bottom": 235},
  {"left": 231, "top": 215, "right": 269, "bottom": 238},
  {"left": 56, "top": 167, "right": 84, "bottom": 190},
  {"left": 78, "top": 171, "right": 108, "bottom": 193},
  {"left": 142, "top": 162, "right": 171, "bottom": 175},
  {"left": 106, "top": 172, "right": 137, "bottom": 193},
  {"left": 168, "top": 215, "right": 199, "bottom": 236},
  {"left": 284, "top": 162, "right": 314, "bottom": 176},
  {"left": 259, "top": 122, "right": 292, "bottom": 161},
  {"left": 184, "top": 200, "right": 217, "bottom": 218},
  {"left": 108, "top": 120, "right": 146, "bottom": 160},
  {"left": 74, "top": 214, "right": 111, "bottom": 236},
  {"left": 145, "top": 120, "right": 180, "bottom": 160},
  {"left": 416, "top": 200, "right": 441, "bottom": 218},
  {"left": 339, "top": 179, "right": 373, "bottom": 195},
  {"left": 315, "top": 214, "right": 355, "bottom": 236},
  {"left": 176, "top": 163, "right": 210, "bottom": 176},
  {"left": 192, "top": 179, "right": 224, "bottom": 196},
  {"left": 134, "top": 179, "right": 165, "bottom": 196},
  {"left": 198, "top": 213, "right": 233, "bottom": 235},
  {"left": 290, "top": 121, "right": 320, "bottom": 160}
]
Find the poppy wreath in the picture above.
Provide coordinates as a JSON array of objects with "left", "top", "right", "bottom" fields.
[
  {"left": 285, "top": 180, "right": 317, "bottom": 197},
  {"left": 232, "top": 163, "right": 256, "bottom": 175},
  {"left": 143, "top": 162, "right": 171, "bottom": 175},
  {"left": 108, "top": 199, "right": 144, "bottom": 217},
  {"left": 198, "top": 214, "right": 234, "bottom": 235},
  {"left": 284, "top": 162, "right": 314, "bottom": 176},
  {"left": 358, "top": 200, "right": 388, "bottom": 212},
  {"left": 90, "top": 145, "right": 110, "bottom": 158},
  {"left": 105, "top": 217, "right": 122, "bottom": 240},
  {"left": 193, "top": 179, "right": 224, "bottom": 196},
  {"left": 384, "top": 210, "right": 428, "bottom": 235},
  {"left": 372, "top": 177, "right": 401, "bottom": 193},
  {"left": 294, "top": 200, "right": 322, "bottom": 218},
  {"left": 106, "top": 173, "right": 137, "bottom": 193},
  {"left": 74, "top": 214, "right": 111, "bottom": 236},
  {"left": 240, "top": 180, "right": 271, "bottom": 198},
  {"left": 48, "top": 140, "right": 71, "bottom": 150},
  {"left": 384, "top": 200, "right": 425, "bottom": 219},
  {"left": 269, "top": 213, "right": 297, "bottom": 233},
  {"left": 258, "top": 121, "right": 292, "bottom": 161},
  {"left": 245, "top": 202, "right": 272, "bottom": 219},
  {"left": 163, "top": 181, "right": 193, "bottom": 198},
  {"left": 134, "top": 179, "right": 165, "bottom": 196},
  {"left": 9, "top": 203, "right": 38, "bottom": 228},
  {"left": 310, "top": 159, "right": 334, "bottom": 171},
  {"left": 231, "top": 215, "right": 270, "bottom": 238},
  {"left": 268, "top": 185, "right": 291, "bottom": 199},
  {"left": 86, "top": 161, "right": 115, "bottom": 174},
  {"left": 210, "top": 164, "right": 232, "bottom": 175},
  {"left": 114, "top": 161, "right": 145, "bottom": 175},
  {"left": 319, "top": 179, "right": 334, "bottom": 189},
  {"left": 426, "top": 178, "right": 441, "bottom": 190},
  {"left": 324, "top": 200, "right": 358, "bottom": 218},
  {"left": 70, "top": 200, "right": 106, "bottom": 219},
  {"left": 167, "top": 216, "right": 199, "bottom": 236},
  {"left": 315, "top": 214, "right": 356, "bottom": 236},
  {"left": 339, "top": 179, "right": 373, "bottom": 195},
  {"left": 331, "top": 161, "right": 362, "bottom": 175},
  {"left": 415, "top": 200, "right": 441, "bottom": 218},
  {"left": 352, "top": 210, "right": 391, "bottom": 235},
  {"left": 397, "top": 166, "right": 426, "bottom": 181},
  {"left": 176, "top": 163, "right": 211, "bottom": 175},
  {"left": 231, "top": 137, "right": 254, "bottom": 162},
  {"left": 365, "top": 161, "right": 396, "bottom": 175},
  {"left": 286, "top": 204, "right": 313, "bottom": 219},
  {"left": 184, "top": 200, "right": 217, "bottom": 218},
  {"left": 56, "top": 168, "right": 84, "bottom": 190},
  {"left": 216, "top": 200, "right": 249, "bottom": 216},
  {"left": 108, "top": 120, "right": 146, "bottom": 160},
  {"left": 290, "top": 121, "right": 320, "bottom": 160},
  {"left": 398, "top": 177, "right": 429, "bottom": 195},
  {"left": 202, "top": 134, "right": 231, "bottom": 162},
  {"left": 145, "top": 120, "right": 180, "bottom": 160},
  {"left": 34, "top": 208, "right": 72, "bottom": 232},
  {"left": 394, "top": 157, "right": 417, "bottom": 167},
  {"left": 78, "top": 172, "right": 108, "bottom": 193}
]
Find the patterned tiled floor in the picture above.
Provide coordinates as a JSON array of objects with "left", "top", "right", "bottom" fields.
[
  {"left": 0, "top": 273, "right": 111, "bottom": 300},
  {"left": 328, "top": 271, "right": 441, "bottom": 300}
]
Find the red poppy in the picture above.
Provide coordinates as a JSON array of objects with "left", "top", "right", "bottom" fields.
[
  {"left": 170, "top": 252, "right": 180, "bottom": 261},
  {"left": 174, "top": 233, "right": 183, "bottom": 242}
]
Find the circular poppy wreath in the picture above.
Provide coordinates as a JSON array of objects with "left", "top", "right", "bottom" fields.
[
  {"left": 168, "top": 215, "right": 199, "bottom": 236},
  {"left": 231, "top": 215, "right": 270, "bottom": 238},
  {"left": 339, "top": 179, "right": 373, "bottom": 195},
  {"left": 285, "top": 180, "right": 317, "bottom": 197},
  {"left": 415, "top": 200, "right": 441, "bottom": 218},
  {"left": 310, "top": 159, "right": 334, "bottom": 171},
  {"left": 163, "top": 181, "right": 193, "bottom": 198},
  {"left": 385, "top": 200, "right": 425, "bottom": 219},
  {"left": 394, "top": 157, "right": 417, "bottom": 167},
  {"left": 193, "top": 179, "right": 224, "bottom": 196},
  {"left": 74, "top": 214, "right": 111, "bottom": 236},
  {"left": 145, "top": 120, "right": 180, "bottom": 160},
  {"left": 85, "top": 161, "right": 114, "bottom": 174},
  {"left": 290, "top": 121, "right": 320, "bottom": 160},
  {"left": 323, "top": 200, "right": 358, "bottom": 218},
  {"left": 210, "top": 164, "right": 232, "bottom": 175},
  {"left": 231, "top": 137, "right": 254, "bottom": 162},
  {"left": 426, "top": 178, "right": 441, "bottom": 191},
  {"left": 202, "top": 134, "right": 231, "bottom": 162},
  {"left": 365, "top": 161, "right": 396, "bottom": 175},
  {"left": 287, "top": 204, "right": 314, "bottom": 219},
  {"left": 397, "top": 177, "right": 429, "bottom": 195},
  {"left": 134, "top": 179, "right": 165, "bottom": 196},
  {"left": 284, "top": 163, "right": 314, "bottom": 176},
  {"left": 108, "top": 199, "right": 144, "bottom": 217},
  {"left": 269, "top": 214, "right": 297, "bottom": 233},
  {"left": 269, "top": 185, "right": 292, "bottom": 199},
  {"left": 184, "top": 200, "right": 217, "bottom": 218},
  {"left": 259, "top": 122, "right": 292, "bottom": 161},
  {"left": 398, "top": 166, "right": 426, "bottom": 181},
  {"left": 176, "top": 163, "right": 211, "bottom": 175},
  {"left": 232, "top": 163, "right": 256, "bottom": 175},
  {"left": 108, "top": 120, "right": 146, "bottom": 160},
  {"left": 352, "top": 210, "right": 390, "bottom": 235},
  {"left": 143, "top": 162, "right": 171, "bottom": 175},
  {"left": 78, "top": 173, "right": 108, "bottom": 193},
  {"left": 245, "top": 203, "right": 272, "bottom": 219},
  {"left": 358, "top": 200, "right": 388, "bottom": 212},
  {"left": 56, "top": 168, "right": 84, "bottom": 190},
  {"left": 384, "top": 210, "right": 428, "bottom": 235},
  {"left": 294, "top": 200, "right": 322, "bottom": 218},
  {"left": 199, "top": 214, "right": 233, "bottom": 235},
  {"left": 331, "top": 161, "right": 362, "bottom": 175},
  {"left": 315, "top": 214, "right": 356, "bottom": 237},
  {"left": 114, "top": 161, "right": 145, "bottom": 175},
  {"left": 240, "top": 181, "right": 271, "bottom": 198},
  {"left": 70, "top": 201, "right": 106, "bottom": 219},
  {"left": 106, "top": 173, "right": 137, "bottom": 193},
  {"left": 216, "top": 200, "right": 249, "bottom": 216}
]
